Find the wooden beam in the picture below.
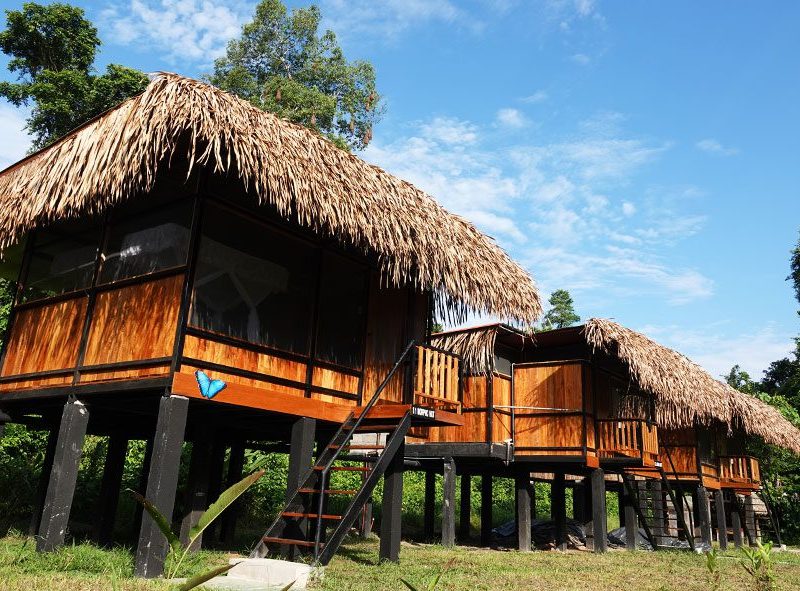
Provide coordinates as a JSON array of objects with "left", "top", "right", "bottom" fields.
[
  {"left": 622, "top": 485, "right": 637, "bottom": 550},
  {"left": 283, "top": 418, "right": 316, "bottom": 558},
  {"left": 697, "top": 485, "right": 713, "bottom": 547},
  {"left": 459, "top": 474, "right": 471, "bottom": 541},
  {"left": 37, "top": 399, "right": 90, "bottom": 552},
  {"left": 442, "top": 458, "right": 456, "bottom": 548},
  {"left": 552, "top": 472, "right": 567, "bottom": 549},
  {"left": 590, "top": 468, "right": 608, "bottom": 553},
  {"left": 652, "top": 480, "right": 665, "bottom": 547},
  {"left": 480, "top": 475, "right": 493, "bottom": 547},
  {"left": 515, "top": 472, "right": 532, "bottom": 551},
  {"left": 379, "top": 441, "right": 405, "bottom": 562},
  {"left": 134, "top": 395, "right": 188, "bottom": 578},
  {"left": 714, "top": 489, "right": 727, "bottom": 550},
  {"left": 730, "top": 492, "right": 743, "bottom": 548},
  {"left": 93, "top": 435, "right": 128, "bottom": 547},
  {"left": 423, "top": 471, "right": 435, "bottom": 539}
]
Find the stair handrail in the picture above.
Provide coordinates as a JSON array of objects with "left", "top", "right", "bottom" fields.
[{"left": 312, "top": 339, "right": 418, "bottom": 559}]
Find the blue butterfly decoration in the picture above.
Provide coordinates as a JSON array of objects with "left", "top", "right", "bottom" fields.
[{"left": 195, "top": 370, "right": 227, "bottom": 399}]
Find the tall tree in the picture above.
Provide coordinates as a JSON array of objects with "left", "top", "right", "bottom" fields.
[
  {"left": 790, "top": 232, "right": 800, "bottom": 309},
  {"left": 209, "top": 0, "right": 381, "bottom": 151},
  {"left": 540, "top": 289, "right": 580, "bottom": 330},
  {"left": 0, "top": 2, "right": 148, "bottom": 149}
]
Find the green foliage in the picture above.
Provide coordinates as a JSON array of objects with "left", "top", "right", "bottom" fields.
[
  {"left": 539, "top": 289, "right": 580, "bottom": 331},
  {"left": 789, "top": 231, "right": 800, "bottom": 310},
  {"left": 208, "top": 0, "right": 382, "bottom": 151},
  {"left": 740, "top": 541, "right": 775, "bottom": 591},
  {"left": 705, "top": 548, "right": 721, "bottom": 591},
  {"left": 0, "top": 2, "right": 148, "bottom": 149},
  {"left": 129, "top": 469, "right": 264, "bottom": 586},
  {"left": 400, "top": 557, "right": 455, "bottom": 590}
]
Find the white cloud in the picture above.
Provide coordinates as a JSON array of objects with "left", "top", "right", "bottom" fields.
[
  {"left": 639, "top": 322, "right": 794, "bottom": 378},
  {"left": 554, "top": 138, "right": 669, "bottom": 180},
  {"left": 571, "top": 53, "right": 591, "bottom": 65},
  {"left": 520, "top": 90, "right": 548, "bottom": 104},
  {"left": 419, "top": 117, "right": 478, "bottom": 145},
  {"left": 0, "top": 102, "right": 31, "bottom": 170},
  {"left": 622, "top": 201, "right": 636, "bottom": 216},
  {"left": 100, "top": 0, "right": 252, "bottom": 65},
  {"left": 496, "top": 108, "right": 530, "bottom": 128},
  {"left": 696, "top": 138, "right": 739, "bottom": 156}
]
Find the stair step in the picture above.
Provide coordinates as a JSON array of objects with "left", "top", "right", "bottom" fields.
[
  {"left": 297, "top": 488, "right": 358, "bottom": 495},
  {"left": 262, "top": 536, "right": 322, "bottom": 548},
  {"left": 282, "top": 512, "right": 342, "bottom": 520},
  {"left": 328, "top": 444, "right": 385, "bottom": 450},
  {"left": 314, "top": 465, "right": 371, "bottom": 472}
]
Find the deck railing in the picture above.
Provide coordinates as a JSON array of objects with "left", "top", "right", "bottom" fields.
[
  {"left": 411, "top": 344, "right": 461, "bottom": 413},
  {"left": 719, "top": 455, "right": 761, "bottom": 489},
  {"left": 597, "top": 419, "right": 659, "bottom": 466}
]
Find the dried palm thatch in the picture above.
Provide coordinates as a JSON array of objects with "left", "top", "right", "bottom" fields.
[
  {"left": 430, "top": 325, "right": 501, "bottom": 375},
  {"left": 584, "top": 318, "right": 800, "bottom": 453},
  {"left": 0, "top": 73, "right": 540, "bottom": 324}
]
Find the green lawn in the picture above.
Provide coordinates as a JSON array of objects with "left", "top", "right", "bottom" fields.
[{"left": 1, "top": 534, "right": 799, "bottom": 591}]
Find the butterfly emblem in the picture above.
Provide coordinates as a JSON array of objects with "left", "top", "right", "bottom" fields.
[{"left": 195, "top": 370, "right": 227, "bottom": 399}]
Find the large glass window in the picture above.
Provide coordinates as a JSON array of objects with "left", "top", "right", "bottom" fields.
[
  {"left": 189, "top": 204, "right": 316, "bottom": 354},
  {"left": 21, "top": 219, "right": 101, "bottom": 302},
  {"left": 99, "top": 199, "right": 192, "bottom": 284},
  {"left": 315, "top": 254, "right": 367, "bottom": 369}
]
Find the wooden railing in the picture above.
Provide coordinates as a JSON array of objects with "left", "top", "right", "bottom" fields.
[
  {"left": 597, "top": 419, "right": 659, "bottom": 466},
  {"left": 719, "top": 455, "right": 761, "bottom": 489},
  {"left": 412, "top": 344, "right": 461, "bottom": 413}
]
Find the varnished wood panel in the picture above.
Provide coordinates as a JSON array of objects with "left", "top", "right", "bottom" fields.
[
  {"left": 514, "top": 363, "right": 583, "bottom": 411},
  {"left": 660, "top": 445, "right": 699, "bottom": 480},
  {"left": 0, "top": 375, "right": 72, "bottom": 392},
  {"left": 183, "top": 334, "right": 307, "bottom": 397},
  {"left": 312, "top": 367, "right": 359, "bottom": 396},
  {"left": 182, "top": 364, "right": 305, "bottom": 397},
  {"left": 492, "top": 375, "right": 512, "bottom": 443},
  {"left": 80, "top": 363, "right": 171, "bottom": 383},
  {"left": 83, "top": 275, "right": 183, "bottom": 366},
  {"left": 1, "top": 296, "right": 87, "bottom": 377},
  {"left": 421, "top": 375, "right": 486, "bottom": 443}
]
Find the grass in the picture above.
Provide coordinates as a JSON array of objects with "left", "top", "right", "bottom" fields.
[{"left": 2, "top": 534, "right": 800, "bottom": 591}]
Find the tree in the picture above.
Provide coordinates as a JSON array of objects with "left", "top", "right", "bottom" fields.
[
  {"left": 790, "top": 232, "right": 800, "bottom": 309},
  {"left": 0, "top": 2, "right": 148, "bottom": 149},
  {"left": 723, "top": 364, "right": 760, "bottom": 395},
  {"left": 540, "top": 289, "right": 580, "bottom": 330},
  {"left": 208, "top": 0, "right": 381, "bottom": 151}
]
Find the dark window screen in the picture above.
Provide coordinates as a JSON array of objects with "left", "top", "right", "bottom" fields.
[
  {"left": 21, "top": 219, "right": 101, "bottom": 302},
  {"left": 315, "top": 254, "right": 367, "bottom": 369},
  {"left": 189, "top": 204, "right": 316, "bottom": 355},
  {"left": 100, "top": 199, "right": 192, "bottom": 283}
]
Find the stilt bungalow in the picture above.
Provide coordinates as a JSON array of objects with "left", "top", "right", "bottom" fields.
[{"left": 0, "top": 73, "right": 540, "bottom": 575}]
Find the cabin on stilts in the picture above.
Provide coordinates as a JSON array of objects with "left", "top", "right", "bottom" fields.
[
  {"left": 411, "top": 319, "right": 800, "bottom": 552},
  {"left": 0, "top": 73, "right": 541, "bottom": 575}
]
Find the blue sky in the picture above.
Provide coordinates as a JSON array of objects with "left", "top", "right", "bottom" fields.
[{"left": 1, "top": 0, "right": 798, "bottom": 378}]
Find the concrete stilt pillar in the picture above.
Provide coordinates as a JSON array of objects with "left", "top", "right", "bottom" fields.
[
  {"left": 93, "top": 435, "right": 129, "bottom": 547},
  {"left": 29, "top": 427, "right": 58, "bottom": 537},
  {"left": 714, "top": 489, "right": 728, "bottom": 550},
  {"left": 219, "top": 441, "right": 245, "bottom": 546},
  {"left": 180, "top": 438, "right": 212, "bottom": 551},
  {"left": 441, "top": 458, "right": 456, "bottom": 547},
  {"left": 697, "top": 485, "right": 713, "bottom": 547},
  {"left": 480, "top": 474, "right": 493, "bottom": 547},
  {"left": 552, "top": 473, "right": 567, "bottom": 549},
  {"left": 423, "top": 471, "right": 436, "bottom": 539},
  {"left": 379, "top": 441, "right": 405, "bottom": 562},
  {"left": 590, "top": 468, "right": 608, "bottom": 553},
  {"left": 37, "top": 399, "right": 90, "bottom": 552},
  {"left": 458, "top": 474, "right": 471, "bottom": 541},
  {"left": 515, "top": 472, "right": 532, "bottom": 551}
]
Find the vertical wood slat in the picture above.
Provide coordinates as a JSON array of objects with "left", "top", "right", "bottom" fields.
[
  {"left": 424, "top": 348, "right": 431, "bottom": 397},
  {"left": 416, "top": 346, "right": 424, "bottom": 394}
]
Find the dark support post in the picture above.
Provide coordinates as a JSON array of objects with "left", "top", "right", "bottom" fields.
[
  {"left": 93, "top": 435, "right": 129, "bottom": 547},
  {"left": 442, "top": 458, "right": 456, "bottom": 547},
  {"left": 283, "top": 418, "right": 316, "bottom": 556},
  {"left": 134, "top": 395, "right": 189, "bottom": 578},
  {"left": 697, "top": 485, "right": 712, "bottom": 546},
  {"left": 423, "top": 471, "right": 436, "bottom": 539},
  {"left": 480, "top": 474, "right": 493, "bottom": 547},
  {"left": 29, "top": 428, "right": 58, "bottom": 536},
  {"left": 515, "top": 472, "right": 532, "bottom": 551},
  {"left": 379, "top": 441, "right": 405, "bottom": 562},
  {"left": 652, "top": 480, "right": 665, "bottom": 547},
  {"left": 204, "top": 437, "right": 227, "bottom": 544},
  {"left": 573, "top": 480, "right": 586, "bottom": 523},
  {"left": 744, "top": 494, "right": 758, "bottom": 545},
  {"left": 590, "top": 468, "right": 608, "bottom": 553},
  {"left": 180, "top": 438, "right": 212, "bottom": 551},
  {"left": 459, "top": 474, "right": 471, "bottom": 541},
  {"left": 219, "top": 441, "right": 245, "bottom": 547},
  {"left": 552, "top": 473, "right": 567, "bottom": 549},
  {"left": 622, "top": 485, "right": 637, "bottom": 550},
  {"left": 37, "top": 399, "right": 90, "bottom": 552},
  {"left": 730, "top": 492, "right": 744, "bottom": 548},
  {"left": 714, "top": 489, "right": 728, "bottom": 550},
  {"left": 132, "top": 437, "right": 155, "bottom": 540}
]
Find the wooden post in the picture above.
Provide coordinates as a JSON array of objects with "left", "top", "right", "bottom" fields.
[
  {"left": 442, "top": 458, "right": 456, "bottom": 547},
  {"left": 219, "top": 441, "right": 245, "bottom": 547},
  {"left": 132, "top": 437, "right": 155, "bottom": 541},
  {"left": 179, "top": 438, "right": 212, "bottom": 551},
  {"left": 697, "top": 485, "right": 712, "bottom": 546},
  {"left": 283, "top": 418, "right": 316, "bottom": 556},
  {"left": 744, "top": 494, "right": 758, "bottom": 545},
  {"left": 714, "top": 489, "right": 728, "bottom": 550},
  {"left": 652, "top": 480, "right": 665, "bottom": 547},
  {"left": 93, "top": 435, "right": 129, "bottom": 547},
  {"left": 379, "top": 441, "right": 404, "bottom": 562},
  {"left": 573, "top": 480, "right": 587, "bottom": 523},
  {"left": 459, "top": 474, "right": 471, "bottom": 541},
  {"left": 552, "top": 473, "right": 567, "bottom": 549},
  {"left": 515, "top": 472, "right": 532, "bottom": 551},
  {"left": 204, "top": 437, "right": 227, "bottom": 544},
  {"left": 730, "top": 492, "right": 744, "bottom": 548},
  {"left": 29, "top": 427, "right": 58, "bottom": 536},
  {"left": 622, "top": 484, "right": 637, "bottom": 550},
  {"left": 37, "top": 399, "right": 90, "bottom": 552},
  {"left": 480, "top": 474, "right": 493, "bottom": 547},
  {"left": 423, "top": 471, "right": 436, "bottom": 539},
  {"left": 590, "top": 468, "right": 608, "bottom": 553},
  {"left": 134, "top": 395, "right": 189, "bottom": 578}
]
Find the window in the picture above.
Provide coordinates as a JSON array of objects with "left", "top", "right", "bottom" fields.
[
  {"left": 494, "top": 354, "right": 512, "bottom": 376},
  {"left": 21, "top": 219, "right": 101, "bottom": 302},
  {"left": 99, "top": 199, "right": 192, "bottom": 284},
  {"left": 315, "top": 254, "right": 368, "bottom": 369},
  {"left": 189, "top": 204, "right": 316, "bottom": 354}
]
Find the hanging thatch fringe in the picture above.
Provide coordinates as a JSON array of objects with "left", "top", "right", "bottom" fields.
[
  {"left": 430, "top": 327, "right": 500, "bottom": 375},
  {"left": 584, "top": 318, "right": 800, "bottom": 454},
  {"left": 0, "top": 73, "right": 541, "bottom": 324}
]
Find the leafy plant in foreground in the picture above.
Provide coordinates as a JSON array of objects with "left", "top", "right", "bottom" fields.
[
  {"left": 129, "top": 468, "right": 264, "bottom": 590},
  {"left": 740, "top": 541, "right": 775, "bottom": 591},
  {"left": 400, "top": 557, "right": 456, "bottom": 591},
  {"left": 704, "top": 548, "right": 720, "bottom": 591}
]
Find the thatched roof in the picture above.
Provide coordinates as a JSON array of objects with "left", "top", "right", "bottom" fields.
[
  {"left": 432, "top": 319, "right": 800, "bottom": 453},
  {"left": 0, "top": 73, "right": 540, "bottom": 324},
  {"left": 583, "top": 319, "right": 800, "bottom": 454}
]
